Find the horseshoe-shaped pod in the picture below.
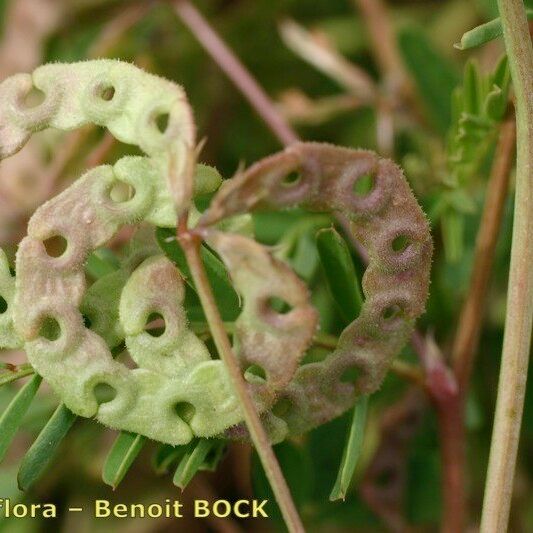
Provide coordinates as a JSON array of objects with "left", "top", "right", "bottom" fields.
[{"left": 199, "top": 142, "right": 432, "bottom": 435}]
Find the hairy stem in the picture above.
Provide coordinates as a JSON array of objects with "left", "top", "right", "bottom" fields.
[
  {"left": 173, "top": 0, "right": 298, "bottom": 146},
  {"left": 481, "top": 1, "right": 533, "bottom": 531},
  {"left": 179, "top": 229, "right": 304, "bottom": 533},
  {"left": 453, "top": 117, "right": 516, "bottom": 392}
]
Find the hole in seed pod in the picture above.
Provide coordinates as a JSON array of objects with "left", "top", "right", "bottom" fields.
[
  {"left": 175, "top": 402, "right": 196, "bottom": 423},
  {"left": 39, "top": 317, "right": 61, "bottom": 341},
  {"left": 340, "top": 366, "right": 359, "bottom": 383},
  {"left": 43, "top": 235, "right": 67, "bottom": 258},
  {"left": 245, "top": 365, "right": 267, "bottom": 381},
  {"left": 352, "top": 172, "right": 374, "bottom": 196},
  {"left": 382, "top": 304, "right": 402, "bottom": 321},
  {"left": 109, "top": 180, "right": 135, "bottom": 202},
  {"left": 82, "top": 314, "right": 92, "bottom": 329},
  {"left": 272, "top": 397, "right": 291, "bottom": 418},
  {"left": 23, "top": 86, "right": 46, "bottom": 108},
  {"left": 0, "top": 296, "right": 7, "bottom": 314},
  {"left": 155, "top": 112, "right": 170, "bottom": 133},
  {"left": 95, "top": 83, "right": 115, "bottom": 101},
  {"left": 267, "top": 296, "right": 293, "bottom": 315},
  {"left": 282, "top": 172, "right": 301, "bottom": 187},
  {"left": 145, "top": 312, "right": 166, "bottom": 337},
  {"left": 392, "top": 235, "right": 410, "bottom": 252},
  {"left": 94, "top": 383, "right": 117, "bottom": 404}
]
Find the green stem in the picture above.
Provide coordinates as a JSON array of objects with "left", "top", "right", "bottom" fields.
[{"left": 480, "top": 2, "right": 533, "bottom": 532}]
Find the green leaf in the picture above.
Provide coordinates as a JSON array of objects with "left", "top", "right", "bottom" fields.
[
  {"left": 463, "top": 60, "right": 481, "bottom": 115},
  {"left": 173, "top": 439, "right": 216, "bottom": 490},
  {"left": 156, "top": 227, "right": 240, "bottom": 320},
  {"left": 398, "top": 26, "right": 460, "bottom": 133},
  {"left": 330, "top": 395, "right": 369, "bottom": 501},
  {"left": 316, "top": 227, "right": 363, "bottom": 324},
  {"left": 485, "top": 56, "right": 510, "bottom": 120},
  {"left": 103, "top": 432, "right": 146, "bottom": 489},
  {"left": 198, "top": 440, "right": 227, "bottom": 472},
  {"left": 17, "top": 404, "right": 77, "bottom": 491},
  {"left": 455, "top": 9, "right": 533, "bottom": 50},
  {"left": 0, "top": 365, "right": 34, "bottom": 388},
  {"left": 0, "top": 375, "right": 42, "bottom": 462}
]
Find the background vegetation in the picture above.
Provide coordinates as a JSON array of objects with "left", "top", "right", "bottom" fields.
[{"left": 0, "top": 0, "right": 531, "bottom": 531}]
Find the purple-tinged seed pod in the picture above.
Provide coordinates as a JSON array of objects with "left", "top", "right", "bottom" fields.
[{"left": 201, "top": 141, "right": 432, "bottom": 436}]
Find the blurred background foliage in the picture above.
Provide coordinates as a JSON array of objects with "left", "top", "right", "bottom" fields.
[{"left": 0, "top": 0, "right": 531, "bottom": 531}]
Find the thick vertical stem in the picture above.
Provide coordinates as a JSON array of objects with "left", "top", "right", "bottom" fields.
[{"left": 481, "top": 1, "right": 533, "bottom": 531}]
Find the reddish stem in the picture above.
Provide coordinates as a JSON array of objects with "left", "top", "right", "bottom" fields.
[
  {"left": 173, "top": 0, "right": 298, "bottom": 146},
  {"left": 435, "top": 397, "right": 465, "bottom": 533}
]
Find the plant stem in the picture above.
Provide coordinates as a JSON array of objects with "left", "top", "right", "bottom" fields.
[
  {"left": 0, "top": 364, "right": 34, "bottom": 387},
  {"left": 351, "top": 0, "right": 410, "bottom": 97},
  {"left": 452, "top": 117, "right": 516, "bottom": 392},
  {"left": 435, "top": 396, "right": 465, "bottom": 533},
  {"left": 481, "top": 1, "right": 533, "bottom": 531},
  {"left": 178, "top": 230, "right": 304, "bottom": 533},
  {"left": 173, "top": 0, "right": 298, "bottom": 146}
]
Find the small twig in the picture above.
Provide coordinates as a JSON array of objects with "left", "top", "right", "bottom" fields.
[
  {"left": 452, "top": 117, "right": 516, "bottom": 392},
  {"left": 376, "top": 99, "right": 394, "bottom": 157},
  {"left": 173, "top": 0, "right": 298, "bottom": 146},
  {"left": 481, "top": 1, "right": 533, "bottom": 531},
  {"left": 0, "top": 363, "right": 34, "bottom": 387},
  {"left": 351, "top": 0, "right": 410, "bottom": 98},
  {"left": 435, "top": 394, "right": 465, "bottom": 533},
  {"left": 279, "top": 90, "right": 362, "bottom": 126},
  {"left": 277, "top": 17, "right": 395, "bottom": 156}
]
